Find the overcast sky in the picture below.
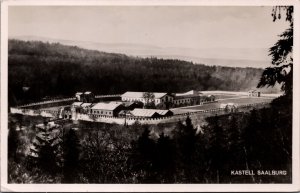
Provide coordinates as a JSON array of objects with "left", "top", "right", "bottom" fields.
[{"left": 8, "top": 6, "right": 290, "bottom": 64}]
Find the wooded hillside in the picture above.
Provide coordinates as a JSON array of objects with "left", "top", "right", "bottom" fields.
[{"left": 8, "top": 39, "right": 277, "bottom": 105}]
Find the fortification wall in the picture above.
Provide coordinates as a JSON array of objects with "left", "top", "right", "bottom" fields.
[
  {"left": 10, "top": 107, "right": 59, "bottom": 118},
  {"left": 17, "top": 98, "right": 76, "bottom": 109},
  {"left": 11, "top": 102, "right": 269, "bottom": 125},
  {"left": 95, "top": 94, "right": 121, "bottom": 98}
]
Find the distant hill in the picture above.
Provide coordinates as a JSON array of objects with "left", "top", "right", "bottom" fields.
[
  {"left": 8, "top": 39, "right": 280, "bottom": 105},
  {"left": 10, "top": 35, "right": 271, "bottom": 68}
]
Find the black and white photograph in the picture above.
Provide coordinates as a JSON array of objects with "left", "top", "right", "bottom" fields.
[{"left": 1, "top": 0, "right": 299, "bottom": 192}]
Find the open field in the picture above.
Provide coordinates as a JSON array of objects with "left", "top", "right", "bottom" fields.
[
  {"left": 201, "top": 90, "right": 282, "bottom": 98},
  {"left": 176, "top": 97, "right": 274, "bottom": 111},
  {"left": 213, "top": 94, "right": 241, "bottom": 99}
]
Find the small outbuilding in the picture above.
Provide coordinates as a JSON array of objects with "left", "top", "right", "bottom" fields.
[
  {"left": 248, "top": 90, "right": 261, "bottom": 97},
  {"left": 75, "top": 91, "right": 95, "bottom": 103},
  {"left": 75, "top": 92, "right": 84, "bottom": 101}
]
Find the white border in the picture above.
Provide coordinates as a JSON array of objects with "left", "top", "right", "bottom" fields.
[{"left": 1, "top": 0, "right": 300, "bottom": 192}]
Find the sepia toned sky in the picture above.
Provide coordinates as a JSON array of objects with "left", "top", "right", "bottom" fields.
[{"left": 8, "top": 6, "right": 290, "bottom": 65}]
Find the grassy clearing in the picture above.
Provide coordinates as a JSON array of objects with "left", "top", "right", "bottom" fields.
[
  {"left": 214, "top": 94, "right": 242, "bottom": 99},
  {"left": 181, "top": 97, "right": 274, "bottom": 111}
]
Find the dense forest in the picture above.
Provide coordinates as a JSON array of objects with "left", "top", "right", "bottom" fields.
[{"left": 8, "top": 39, "right": 276, "bottom": 106}]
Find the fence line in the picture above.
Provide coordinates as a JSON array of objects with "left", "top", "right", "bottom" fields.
[
  {"left": 15, "top": 94, "right": 121, "bottom": 108},
  {"left": 16, "top": 97, "right": 76, "bottom": 108},
  {"left": 95, "top": 94, "right": 121, "bottom": 98},
  {"left": 10, "top": 107, "right": 60, "bottom": 118}
]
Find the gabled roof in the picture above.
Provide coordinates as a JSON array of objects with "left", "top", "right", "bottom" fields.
[
  {"left": 155, "top": 110, "right": 173, "bottom": 116},
  {"left": 91, "top": 102, "right": 123, "bottom": 110},
  {"left": 84, "top": 91, "right": 92, "bottom": 94},
  {"left": 75, "top": 92, "right": 83, "bottom": 95},
  {"left": 121, "top": 92, "right": 168, "bottom": 99},
  {"left": 175, "top": 90, "right": 201, "bottom": 98},
  {"left": 80, "top": 103, "right": 92, "bottom": 108},
  {"left": 72, "top": 102, "right": 83, "bottom": 106},
  {"left": 130, "top": 109, "right": 159, "bottom": 117},
  {"left": 129, "top": 108, "right": 171, "bottom": 117},
  {"left": 183, "top": 90, "right": 200, "bottom": 95}
]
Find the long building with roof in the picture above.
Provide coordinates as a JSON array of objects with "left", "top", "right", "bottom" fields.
[
  {"left": 90, "top": 102, "right": 125, "bottom": 117},
  {"left": 122, "top": 108, "right": 173, "bottom": 118},
  {"left": 121, "top": 90, "right": 214, "bottom": 108},
  {"left": 121, "top": 91, "right": 173, "bottom": 105}
]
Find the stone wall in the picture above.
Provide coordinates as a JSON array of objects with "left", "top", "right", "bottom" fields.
[
  {"left": 10, "top": 107, "right": 59, "bottom": 118},
  {"left": 17, "top": 98, "right": 76, "bottom": 109},
  {"left": 10, "top": 102, "right": 269, "bottom": 125}
]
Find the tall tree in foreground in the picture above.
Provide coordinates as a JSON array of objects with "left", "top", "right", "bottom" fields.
[
  {"left": 63, "top": 128, "right": 81, "bottom": 183},
  {"left": 173, "top": 117, "right": 201, "bottom": 182},
  {"left": 27, "top": 121, "right": 63, "bottom": 174},
  {"left": 129, "top": 126, "right": 156, "bottom": 182},
  {"left": 258, "top": 6, "right": 293, "bottom": 97},
  {"left": 154, "top": 132, "right": 175, "bottom": 183},
  {"left": 8, "top": 123, "right": 19, "bottom": 161},
  {"left": 256, "top": 7, "right": 293, "bottom": 182},
  {"left": 206, "top": 115, "right": 227, "bottom": 183}
]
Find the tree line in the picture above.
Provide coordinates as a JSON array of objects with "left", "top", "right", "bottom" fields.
[{"left": 8, "top": 39, "right": 277, "bottom": 106}]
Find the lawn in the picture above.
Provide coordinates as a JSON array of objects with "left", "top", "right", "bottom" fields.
[
  {"left": 213, "top": 94, "right": 243, "bottom": 99},
  {"left": 178, "top": 97, "right": 274, "bottom": 111}
]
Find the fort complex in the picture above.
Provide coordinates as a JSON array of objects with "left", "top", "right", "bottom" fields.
[{"left": 10, "top": 90, "right": 275, "bottom": 125}]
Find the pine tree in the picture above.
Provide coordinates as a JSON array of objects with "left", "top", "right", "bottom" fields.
[
  {"left": 207, "top": 115, "right": 226, "bottom": 183},
  {"left": 227, "top": 115, "right": 241, "bottom": 150},
  {"left": 63, "top": 128, "right": 80, "bottom": 183},
  {"left": 8, "top": 123, "right": 19, "bottom": 161},
  {"left": 242, "top": 109, "right": 260, "bottom": 159},
  {"left": 129, "top": 126, "right": 156, "bottom": 182},
  {"left": 27, "top": 121, "right": 63, "bottom": 174},
  {"left": 137, "top": 126, "right": 156, "bottom": 160},
  {"left": 172, "top": 116, "right": 199, "bottom": 182},
  {"left": 182, "top": 116, "right": 197, "bottom": 162},
  {"left": 227, "top": 115, "right": 243, "bottom": 170},
  {"left": 258, "top": 6, "right": 293, "bottom": 97},
  {"left": 154, "top": 132, "right": 175, "bottom": 182}
]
